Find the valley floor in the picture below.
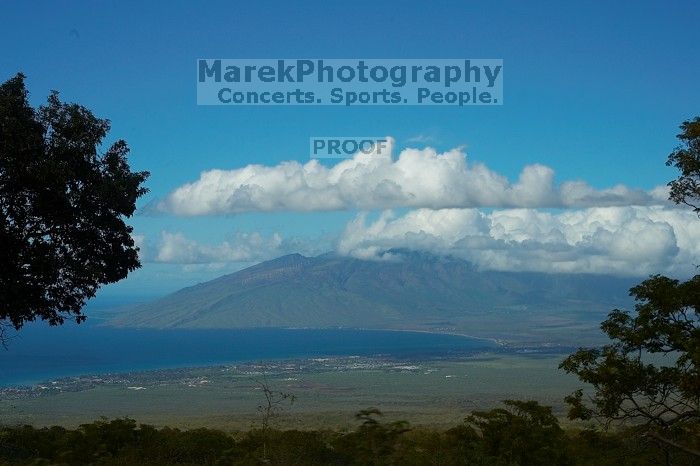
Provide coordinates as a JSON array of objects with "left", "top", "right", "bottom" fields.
[{"left": 1, "top": 352, "right": 581, "bottom": 430}]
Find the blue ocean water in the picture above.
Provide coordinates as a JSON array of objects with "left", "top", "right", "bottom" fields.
[{"left": 0, "top": 320, "right": 495, "bottom": 387}]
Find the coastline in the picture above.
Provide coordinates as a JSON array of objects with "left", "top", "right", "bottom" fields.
[
  {"left": 0, "top": 327, "right": 507, "bottom": 390},
  {"left": 344, "top": 326, "right": 506, "bottom": 346}
]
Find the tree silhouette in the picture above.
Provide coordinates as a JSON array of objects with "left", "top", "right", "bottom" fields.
[
  {"left": 252, "top": 374, "right": 295, "bottom": 462},
  {"left": 560, "top": 276, "right": 700, "bottom": 458},
  {"left": 561, "top": 117, "right": 700, "bottom": 463},
  {"left": 668, "top": 117, "right": 700, "bottom": 215},
  {"left": 0, "top": 73, "right": 149, "bottom": 333},
  {"left": 465, "top": 400, "right": 569, "bottom": 466}
]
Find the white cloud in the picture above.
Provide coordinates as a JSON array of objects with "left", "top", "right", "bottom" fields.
[
  {"left": 337, "top": 206, "right": 700, "bottom": 276},
  {"left": 406, "top": 134, "right": 435, "bottom": 143},
  {"left": 131, "top": 233, "right": 147, "bottom": 256},
  {"left": 133, "top": 206, "right": 698, "bottom": 276},
  {"left": 155, "top": 141, "right": 667, "bottom": 215},
  {"left": 154, "top": 231, "right": 284, "bottom": 264},
  {"left": 135, "top": 230, "right": 328, "bottom": 265}
]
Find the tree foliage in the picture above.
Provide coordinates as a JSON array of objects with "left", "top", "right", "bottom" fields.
[
  {"left": 1, "top": 411, "right": 685, "bottom": 465},
  {"left": 667, "top": 117, "right": 700, "bottom": 215},
  {"left": 252, "top": 376, "right": 296, "bottom": 462},
  {"left": 465, "top": 400, "right": 570, "bottom": 466},
  {"left": 561, "top": 117, "right": 700, "bottom": 462},
  {"left": 0, "top": 73, "right": 149, "bottom": 330},
  {"left": 334, "top": 408, "right": 411, "bottom": 464},
  {"left": 560, "top": 257, "right": 700, "bottom": 458}
]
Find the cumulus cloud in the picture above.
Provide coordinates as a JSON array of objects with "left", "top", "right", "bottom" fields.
[
  {"left": 131, "top": 233, "right": 147, "bottom": 255},
  {"left": 337, "top": 206, "right": 700, "bottom": 276},
  {"left": 136, "top": 206, "right": 699, "bottom": 277},
  {"left": 135, "top": 230, "right": 328, "bottom": 265},
  {"left": 131, "top": 204, "right": 698, "bottom": 276},
  {"left": 154, "top": 231, "right": 284, "bottom": 264},
  {"left": 155, "top": 141, "right": 667, "bottom": 215}
]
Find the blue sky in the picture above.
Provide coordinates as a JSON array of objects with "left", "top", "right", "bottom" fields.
[{"left": 2, "top": 0, "right": 699, "bottom": 297}]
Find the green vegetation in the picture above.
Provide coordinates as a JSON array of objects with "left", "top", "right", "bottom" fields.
[
  {"left": 1, "top": 406, "right": 697, "bottom": 465},
  {"left": 559, "top": 118, "right": 700, "bottom": 462},
  {"left": 561, "top": 275, "right": 700, "bottom": 458},
  {"left": 0, "top": 355, "right": 581, "bottom": 431},
  {"left": 667, "top": 116, "right": 700, "bottom": 215},
  {"left": 0, "top": 74, "right": 148, "bottom": 335},
  {"left": 2, "top": 74, "right": 699, "bottom": 464}
]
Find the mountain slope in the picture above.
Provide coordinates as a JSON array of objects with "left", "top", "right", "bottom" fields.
[{"left": 109, "top": 252, "right": 637, "bottom": 344}]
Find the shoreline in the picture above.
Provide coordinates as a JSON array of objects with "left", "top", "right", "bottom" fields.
[
  {"left": 1, "top": 349, "right": 572, "bottom": 392},
  {"left": 0, "top": 352, "right": 579, "bottom": 431},
  {"left": 108, "top": 323, "right": 509, "bottom": 346},
  {"left": 344, "top": 326, "right": 506, "bottom": 346},
  {"left": 1, "top": 327, "right": 566, "bottom": 390}
]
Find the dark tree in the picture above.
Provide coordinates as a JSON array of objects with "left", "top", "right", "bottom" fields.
[
  {"left": 668, "top": 117, "right": 700, "bottom": 215},
  {"left": 560, "top": 276, "right": 700, "bottom": 458},
  {"left": 252, "top": 375, "right": 296, "bottom": 461},
  {"left": 0, "top": 73, "right": 149, "bottom": 332},
  {"left": 464, "top": 400, "right": 569, "bottom": 466},
  {"left": 561, "top": 117, "right": 700, "bottom": 462}
]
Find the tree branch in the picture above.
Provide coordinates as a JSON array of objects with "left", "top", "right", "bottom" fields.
[{"left": 645, "top": 431, "right": 700, "bottom": 458}]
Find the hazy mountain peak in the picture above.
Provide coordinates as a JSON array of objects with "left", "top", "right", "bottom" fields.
[{"left": 109, "top": 252, "right": 635, "bottom": 344}]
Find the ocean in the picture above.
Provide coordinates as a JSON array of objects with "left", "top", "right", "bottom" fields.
[{"left": 0, "top": 319, "right": 496, "bottom": 387}]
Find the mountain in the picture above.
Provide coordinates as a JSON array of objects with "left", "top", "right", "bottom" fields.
[{"left": 108, "top": 251, "right": 637, "bottom": 345}]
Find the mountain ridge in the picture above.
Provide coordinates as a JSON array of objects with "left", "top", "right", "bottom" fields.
[{"left": 108, "top": 251, "right": 637, "bottom": 344}]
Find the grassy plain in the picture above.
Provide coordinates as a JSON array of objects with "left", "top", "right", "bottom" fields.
[{"left": 0, "top": 353, "right": 581, "bottom": 431}]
